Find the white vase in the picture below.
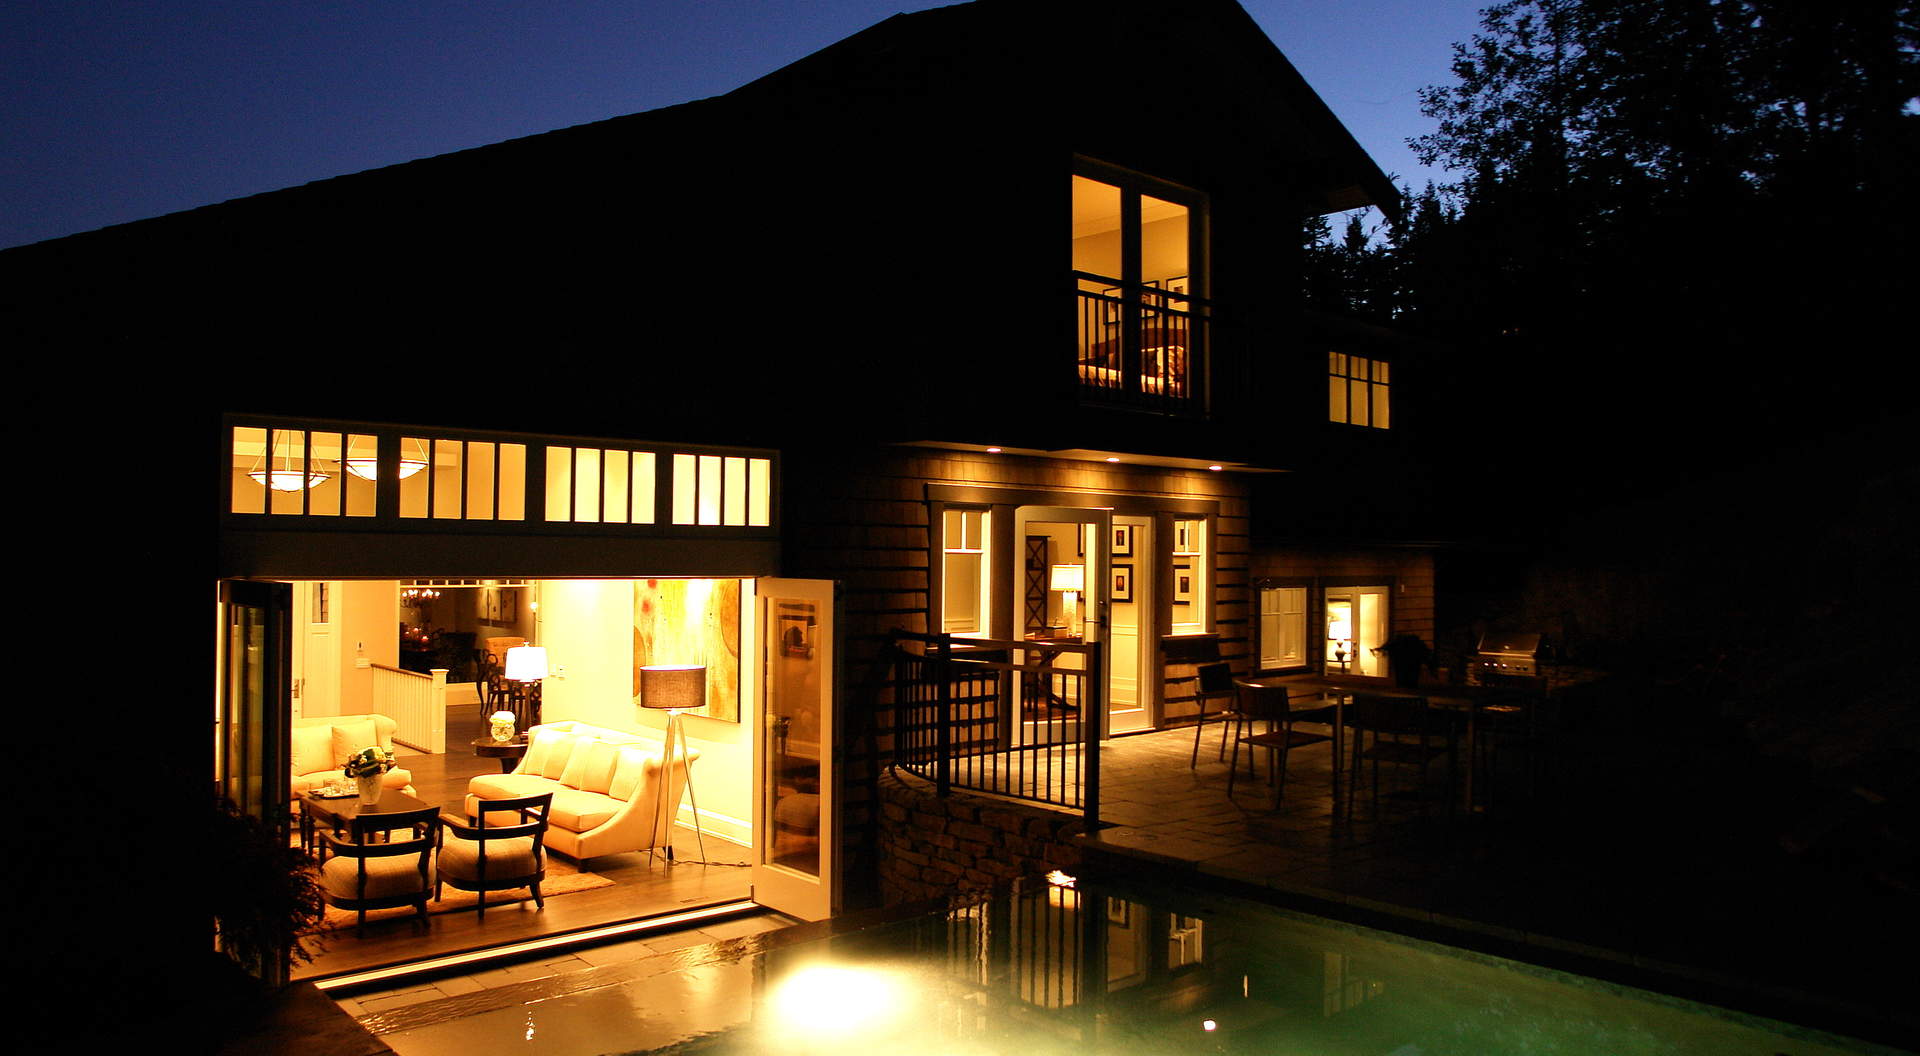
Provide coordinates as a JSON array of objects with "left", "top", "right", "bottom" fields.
[{"left": 356, "top": 774, "right": 382, "bottom": 804}]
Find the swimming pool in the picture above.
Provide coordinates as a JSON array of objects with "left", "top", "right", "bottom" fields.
[{"left": 368, "top": 873, "right": 1907, "bottom": 1055}]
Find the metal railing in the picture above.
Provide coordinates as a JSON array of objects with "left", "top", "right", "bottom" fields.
[
  {"left": 1073, "top": 271, "right": 1206, "bottom": 416},
  {"left": 890, "top": 630, "right": 1103, "bottom": 828}
]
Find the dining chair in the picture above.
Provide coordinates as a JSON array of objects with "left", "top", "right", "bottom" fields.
[
  {"left": 1188, "top": 662, "right": 1240, "bottom": 767},
  {"left": 1348, "top": 692, "right": 1453, "bottom": 821},
  {"left": 437, "top": 792, "right": 552, "bottom": 919},
  {"left": 315, "top": 805, "right": 439, "bottom": 937},
  {"left": 1225, "top": 680, "right": 1333, "bottom": 810}
]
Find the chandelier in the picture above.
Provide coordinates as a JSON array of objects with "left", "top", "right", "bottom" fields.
[{"left": 401, "top": 587, "right": 443, "bottom": 605}]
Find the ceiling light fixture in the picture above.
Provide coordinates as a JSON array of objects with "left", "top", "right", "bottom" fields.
[
  {"left": 247, "top": 431, "right": 330, "bottom": 492},
  {"left": 341, "top": 436, "right": 429, "bottom": 481}
]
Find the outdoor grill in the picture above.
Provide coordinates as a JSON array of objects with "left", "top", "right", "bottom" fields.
[{"left": 1470, "top": 632, "right": 1550, "bottom": 681}]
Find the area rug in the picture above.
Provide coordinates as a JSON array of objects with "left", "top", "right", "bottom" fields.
[{"left": 308, "top": 855, "right": 614, "bottom": 932}]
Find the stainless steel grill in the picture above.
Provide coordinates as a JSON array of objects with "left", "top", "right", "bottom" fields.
[{"left": 1471, "top": 632, "right": 1548, "bottom": 680}]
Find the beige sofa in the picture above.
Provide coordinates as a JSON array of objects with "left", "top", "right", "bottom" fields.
[
  {"left": 465, "top": 720, "right": 697, "bottom": 861},
  {"left": 291, "top": 713, "right": 416, "bottom": 796}
]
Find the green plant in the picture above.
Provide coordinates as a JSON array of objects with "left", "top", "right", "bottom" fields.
[{"left": 211, "top": 796, "right": 327, "bottom": 981}]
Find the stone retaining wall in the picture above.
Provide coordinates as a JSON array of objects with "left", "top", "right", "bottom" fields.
[{"left": 876, "top": 767, "right": 1086, "bottom": 903}]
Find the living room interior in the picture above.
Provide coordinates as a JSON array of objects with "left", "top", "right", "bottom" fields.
[{"left": 280, "top": 575, "right": 760, "bottom": 978}]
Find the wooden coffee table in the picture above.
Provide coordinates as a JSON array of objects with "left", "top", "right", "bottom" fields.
[{"left": 299, "top": 788, "right": 433, "bottom": 853}]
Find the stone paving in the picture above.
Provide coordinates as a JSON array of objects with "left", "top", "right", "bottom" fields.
[{"left": 1079, "top": 711, "right": 1919, "bottom": 1050}]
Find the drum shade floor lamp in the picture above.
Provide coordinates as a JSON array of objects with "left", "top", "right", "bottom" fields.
[{"left": 639, "top": 664, "right": 707, "bottom": 865}]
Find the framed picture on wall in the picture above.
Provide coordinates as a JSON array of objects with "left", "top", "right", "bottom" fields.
[
  {"left": 1111, "top": 523, "right": 1133, "bottom": 557},
  {"left": 1112, "top": 563, "right": 1133, "bottom": 603},
  {"left": 1173, "top": 562, "right": 1194, "bottom": 606}
]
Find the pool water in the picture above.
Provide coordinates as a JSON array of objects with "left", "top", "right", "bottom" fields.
[{"left": 374, "top": 874, "right": 1906, "bottom": 1055}]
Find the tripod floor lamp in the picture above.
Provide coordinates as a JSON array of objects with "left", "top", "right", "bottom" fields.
[{"left": 639, "top": 664, "right": 707, "bottom": 865}]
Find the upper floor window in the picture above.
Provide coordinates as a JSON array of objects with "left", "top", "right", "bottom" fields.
[
  {"left": 1329, "top": 352, "right": 1390, "bottom": 429},
  {"left": 1072, "top": 163, "right": 1206, "bottom": 412}
]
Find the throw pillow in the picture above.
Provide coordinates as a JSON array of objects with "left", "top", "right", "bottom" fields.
[
  {"left": 291, "top": 724, "right": 334, "bottom": 777},
  {"left": 577, "top": 740, "right": 623, "bottom": 795},
  {"left": 609, "top": 748, "right": 654, "bottom": 801},
  {"left": 330, "top": 717, "right": 379, "bottom": 770},
  {"left": 538, "top": 732, "right": 578, "bottom": 780}
]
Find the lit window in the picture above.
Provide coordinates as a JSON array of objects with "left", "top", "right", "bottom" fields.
[
  {"left": 1329, "top": 353, "right": 1390, "bottom": 428},
  {"left": 1258, "top": 586, "right": 1308, "bottom": 670},
  {"left": 942, "top": 508, "right": 990, "bottom": 636}
]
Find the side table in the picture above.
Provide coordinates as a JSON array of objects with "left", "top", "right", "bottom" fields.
[{"left": 472, "top": 736, "right": 529, "bottom": 773}]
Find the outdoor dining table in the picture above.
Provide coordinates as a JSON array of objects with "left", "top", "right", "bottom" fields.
[{"left": 1233, "top": 680, "right": 1484, "bottom": 822}]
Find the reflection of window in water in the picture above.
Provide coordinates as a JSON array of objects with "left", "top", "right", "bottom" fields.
[
  {"left": 1168, "top": 915, "right": 1205, "bottom": 969},
  {"left": 1322, "top": 951, "right": 1385, "bottom": 1016}
]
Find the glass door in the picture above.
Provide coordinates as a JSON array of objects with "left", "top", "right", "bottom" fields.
[
  {"left": 752, "top": 578, "right": 837, "bottom": 921},
  {"left": 217, "top": 580, "right": 292, "bottom": 826}
]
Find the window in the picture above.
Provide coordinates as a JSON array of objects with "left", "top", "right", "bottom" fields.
[
  {"left": 1258, "top": 586, "right": 1309, "bottom": 670},
  {"left": 942, "top": 508, "right": 991, "bottom": 636},
  {"left": 1329, "top": 352, "right": 1390, "bottom": 428},
  {"left": 1171, "top": 517, "right": 1207, "bottom": 634},
  {"left": 1072, "top": 162, "right": 1205, "bottom": 409}
]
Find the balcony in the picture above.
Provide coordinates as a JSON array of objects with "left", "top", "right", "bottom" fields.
[{"left": 1073, "top": 271, "right": 1206, "bottom": 416}]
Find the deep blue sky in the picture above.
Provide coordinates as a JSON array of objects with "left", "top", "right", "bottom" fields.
[{"left": 0, "top": 1, "right": 1489, "bottom": 251}]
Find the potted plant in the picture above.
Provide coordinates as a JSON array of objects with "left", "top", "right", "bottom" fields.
[
  {"left": 343, "top": 745, "right": 395, "bottom": 803},
  {"left": 211, "top": 796, "right": 327, "bottom": 992}
]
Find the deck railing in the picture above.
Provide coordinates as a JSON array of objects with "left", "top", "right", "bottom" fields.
[
  {"left": 1073, "top": 271, "right": 1206, "bottom": 416},
  {"left": 890, "top": 630, "right": 1103, "bottom": 829}
]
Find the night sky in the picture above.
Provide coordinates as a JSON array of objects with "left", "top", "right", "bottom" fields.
[{"left": 0, "top": 0, "right": 1488, "bottom": 251}]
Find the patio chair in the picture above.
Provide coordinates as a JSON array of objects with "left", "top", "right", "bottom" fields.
[
  {"left": 437, "top": 792, "right": 552, "bottom": 918},
  {"left": 1348, "top": 693, "right": 1454, "bottom": 820},
  {"left": 1188, "top": 662, "right": 1241, "bottom": 767},
  {"left": 1225, "top": 680, "right": 1333, "bottom": 810},
  {"left": 1472, "top": 674, "right": 1548, "bottom": 818},
  {"left": 316, "top": 806, "right": 439, "bottom": 937}
]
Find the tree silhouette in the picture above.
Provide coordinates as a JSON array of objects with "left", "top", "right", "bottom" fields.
[{"left": 1390, "top": 0, "right": 1918, "bottom": 528}]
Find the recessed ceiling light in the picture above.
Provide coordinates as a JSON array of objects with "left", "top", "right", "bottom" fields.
[
  {"left": 1208, "top": 464, "right": 1223, "bottom": 471},
  {"left": 1105, "top": 457, "right": 1120, "bottom": 463},
  {"left": 986, "top": 447, "right": 1002, "bottom": 453}
]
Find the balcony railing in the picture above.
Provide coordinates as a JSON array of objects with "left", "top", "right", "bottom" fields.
[
  {"left": 890, "top": 630, "right": 1103, "bottom": 828},
  {"left": 1073, "top": 271, "right": 1206, "bottom": 415}
]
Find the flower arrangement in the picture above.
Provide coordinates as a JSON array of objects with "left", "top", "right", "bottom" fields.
[{"left": 342, "top": 745, "right": 395, "bottom": 779}]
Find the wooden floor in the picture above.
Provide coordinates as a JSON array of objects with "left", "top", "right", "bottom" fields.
[{"left": 295, "top": 703, "right": 753, "bottom": 981}]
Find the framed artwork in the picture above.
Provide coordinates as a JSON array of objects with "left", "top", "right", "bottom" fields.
[
  {"left": 1165, "top": 275, "right": 1189, "bottom": 305},
  {"left": 1111, "top": 523, "right": 1133, "bottom": 557},
  {"left": 1111, "top": 563, "right": 1133, "bottom": 603},
  {"left": 1106, "top": 896, "right": 1132, "bottom": 926},
  {"left": 1174, "top": 563, "right": 1194, "bottom": 606},
  {"left": 778, "top": 608, "right": 815, "bottom": 659},
  {"left": 632, "top": 578, "right": 742, "bottom": 722}
]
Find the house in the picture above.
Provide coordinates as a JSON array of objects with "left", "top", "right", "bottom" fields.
[{"left": 4, "top": 0, "right": 1430, "bottom": 1032}]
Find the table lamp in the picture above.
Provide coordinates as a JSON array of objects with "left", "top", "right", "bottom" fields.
[
  {"left": 1050, "top": 563, "right": 1085, "bottom": 638},
  {"left": 639, "top": 664, "right": 707, "bottom": 865},
  {"left": 504, "top": 645, "right": 548, "bottom": 728}
]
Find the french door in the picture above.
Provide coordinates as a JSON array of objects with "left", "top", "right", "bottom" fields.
[{"left": 751, "top": 578, "right": 838, "bottom": 921}]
